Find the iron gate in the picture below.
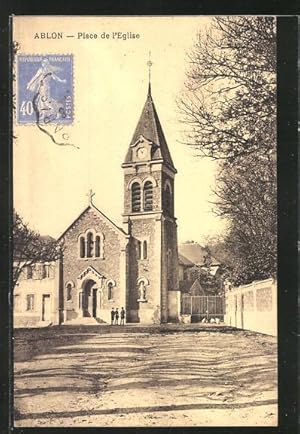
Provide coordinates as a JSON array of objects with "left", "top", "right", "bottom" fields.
[{"left": 181, "top": 295, "right": 225, "bottom": 321}]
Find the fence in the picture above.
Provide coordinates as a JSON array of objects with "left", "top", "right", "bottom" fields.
[
  {"left": 224, "top": 278, "right": 277, "bottom": 336},
  {"left": 181, "top": 295, "right": 225, "bottom": 321}
]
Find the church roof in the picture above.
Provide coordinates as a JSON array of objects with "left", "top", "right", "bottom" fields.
[
  {"left": 123, "top": 86, "right": 176, "bottom": 172},
  {"left": 57, "top": 203, "right": 127, "bottom": 241}
]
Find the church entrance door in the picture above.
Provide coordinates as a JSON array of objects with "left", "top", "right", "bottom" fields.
[{"left": 82, "top": 279, "right": 97, "bottom": 317}]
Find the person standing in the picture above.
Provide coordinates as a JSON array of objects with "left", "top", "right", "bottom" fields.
[
  {"left": 115, "top": 308, "right": 119, "bottom": 325},
  {"left": 110, "top": 307, "right": 115, "bottom": 325},
  {"left": 120, "top": 307, "right": 125, "bottom": 325}
]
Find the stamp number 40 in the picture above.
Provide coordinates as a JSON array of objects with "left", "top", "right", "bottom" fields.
[{"left": 17, "top": 54, "right": 73, "bottom": 125}]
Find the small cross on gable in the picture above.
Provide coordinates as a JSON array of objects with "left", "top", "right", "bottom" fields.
[{"left": 87, "top": 189, "right": 95, "bottom": 205}]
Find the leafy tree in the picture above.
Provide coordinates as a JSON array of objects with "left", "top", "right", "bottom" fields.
[
  {"left": 13, "top": 211, "right": 61, "bottom": 289},
  {"left": 214, "top": 154, "right": 277, "bottom": 284},
  {"left": 179, "top": 17, "right": 276, "bottom": 284}
]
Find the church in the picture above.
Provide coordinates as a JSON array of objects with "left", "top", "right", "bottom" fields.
[{"left": 14, "top": 83, "right": 181, "bottom": 326}]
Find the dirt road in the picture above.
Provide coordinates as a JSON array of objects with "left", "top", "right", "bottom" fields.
[{"left": 14, "top": 327, "right": 277, "bottom": 426}]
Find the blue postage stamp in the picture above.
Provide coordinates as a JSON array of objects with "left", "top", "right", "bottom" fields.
[{"left": 17, "top": 54, "right": 73, "bottom": 124}]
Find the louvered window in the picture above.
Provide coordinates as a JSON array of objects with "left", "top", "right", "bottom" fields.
[
  {"left": 144, "top": 181, "right": 153, "bottom": 211},
  {"left": 132, "top": 182, "right": 141, "bottom": 212}
]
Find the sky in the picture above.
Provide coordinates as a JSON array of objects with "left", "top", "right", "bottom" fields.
[{"left": 13, "top": 16, "right": 225, "bottom": 243}]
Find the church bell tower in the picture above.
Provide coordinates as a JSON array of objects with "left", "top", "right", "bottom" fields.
[{"left": 122, "top": 76, "right": 179, "bottom": 324}]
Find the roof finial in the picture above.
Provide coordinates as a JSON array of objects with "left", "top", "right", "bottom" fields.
[
  {"left": 147, "top": 51, "right": 153, "bottom": 96},
  {"left": 87, "top": 188, "right": 95, "bottom": 205}
]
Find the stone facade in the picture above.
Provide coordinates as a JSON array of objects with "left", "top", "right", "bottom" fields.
[{"left": 59, "top": 206, "right": 129, "bottom": 324}]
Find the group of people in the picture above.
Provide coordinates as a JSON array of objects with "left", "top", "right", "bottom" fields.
[{"left": 110, "top": 307, "right": 125, "bottom": 325}]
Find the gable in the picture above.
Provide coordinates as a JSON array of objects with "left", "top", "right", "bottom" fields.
[
  {"left": 77, "top": 265, "right": 105, "bottom": 281},
  {"left": 58, "top": 204, "right": 127, "bottom": 243},
  {"left": 189, "top": 279, "right": 205, "bottom": 296}
]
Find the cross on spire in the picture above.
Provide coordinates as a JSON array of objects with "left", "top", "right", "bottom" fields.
[
  {"left": 87, "top": 189, "right": 95, "bottom": 205},
  {"left": 147, "top": 51, "right": 153, "bottom": 96}
]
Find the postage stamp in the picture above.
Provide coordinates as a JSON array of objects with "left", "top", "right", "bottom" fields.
[{"left": 17, "top": 54, "right": 73, "bottom": 124}]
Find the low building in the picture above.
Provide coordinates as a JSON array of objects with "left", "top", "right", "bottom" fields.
[
  {"left": 178, "top": 241, "right": 222, "bottom": 295},
  {"left": 179, "top": 241, "right": 221, "bottom": 277},
  {"left": 13, "top": 261, "right": 60, "bottom": 327}
]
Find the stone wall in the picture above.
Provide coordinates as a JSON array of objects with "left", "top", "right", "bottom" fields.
[{"left": 224, "top": 278, "right": 277, "bottom": 336}]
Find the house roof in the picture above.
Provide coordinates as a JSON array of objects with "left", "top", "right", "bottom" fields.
[
  {"left": 178, "top": 253, "right": 194, "bottom": 267},
  {"left": 123, "top": 86, "right": 176, "bottom": 172},
  {"left": 178, "top": 241, "right": 220, "bottom": 266},
  {"left": 57, "top": 203, "right": 127, "bottom": 241}
]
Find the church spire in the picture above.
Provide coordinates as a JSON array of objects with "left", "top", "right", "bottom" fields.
[{"left": 122, "top": 58, "right": 176, "bottom": 173}]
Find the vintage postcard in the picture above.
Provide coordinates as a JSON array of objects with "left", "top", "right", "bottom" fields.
[{"left": 12, "top": 16, "right": 277, "bottom": 427}]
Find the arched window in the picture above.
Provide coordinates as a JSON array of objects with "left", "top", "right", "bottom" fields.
[
  {"left": 86, "top": 232, "right": 94, "bottom": 257},
  {"left": 78, "top": 230, "right": 104, "bottom": 259},
  {"left": 95, "top": 235, "right": 101, "bottom": 257},
  {"left": 165, "top": 183, "right": 172, "bottom": 214},
  {"left": 107, "top": 280, "right": 115, "bottom": 300},
  {"left": 79, "top": 236, "right": 85, "bottom": 258},
  {"left": 137, "top": 240, "right": 142, "bottom": 259},
  {"left": 67, "top": 283, "right": 72, "bottom": 301},
  {"left": 143, "top": 240, "right": 147, "bottom": 259},
  {"left": 144, "top": 181, "right": 153, "bottom": 211},
  {"left": 132, "top": 182, "right": 141, "bottom": 212},
  {"left": 108, "top": 282, "right": 113, "bottom": 300}
]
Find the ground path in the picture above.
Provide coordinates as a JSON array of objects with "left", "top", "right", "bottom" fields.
[{"left": 14, "top": 325, "right": 277, "bottom": 426}]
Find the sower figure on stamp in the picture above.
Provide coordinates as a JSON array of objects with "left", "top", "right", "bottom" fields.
[
  {"left": 120, "top": 307, "right": 125, "bottom": 325},
  {"left": 110, "top": 307, "right": 115, "bottom": 325},
  {"left": 26, "top": 58, "right": 66, "bottom": 121},
  {"left": 115, "top": 308, "right": 119, "bottom": 325}
]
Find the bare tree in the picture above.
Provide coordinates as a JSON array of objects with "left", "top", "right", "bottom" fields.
[
  {"left": 179, "top": 16, "right": 276, "bottom": 162},
  {"left": 13, "top": 211, "right": 62, "bottom": 289},
  {"left": 179, "top": 17, "right": 277, "bottom": 284}
]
